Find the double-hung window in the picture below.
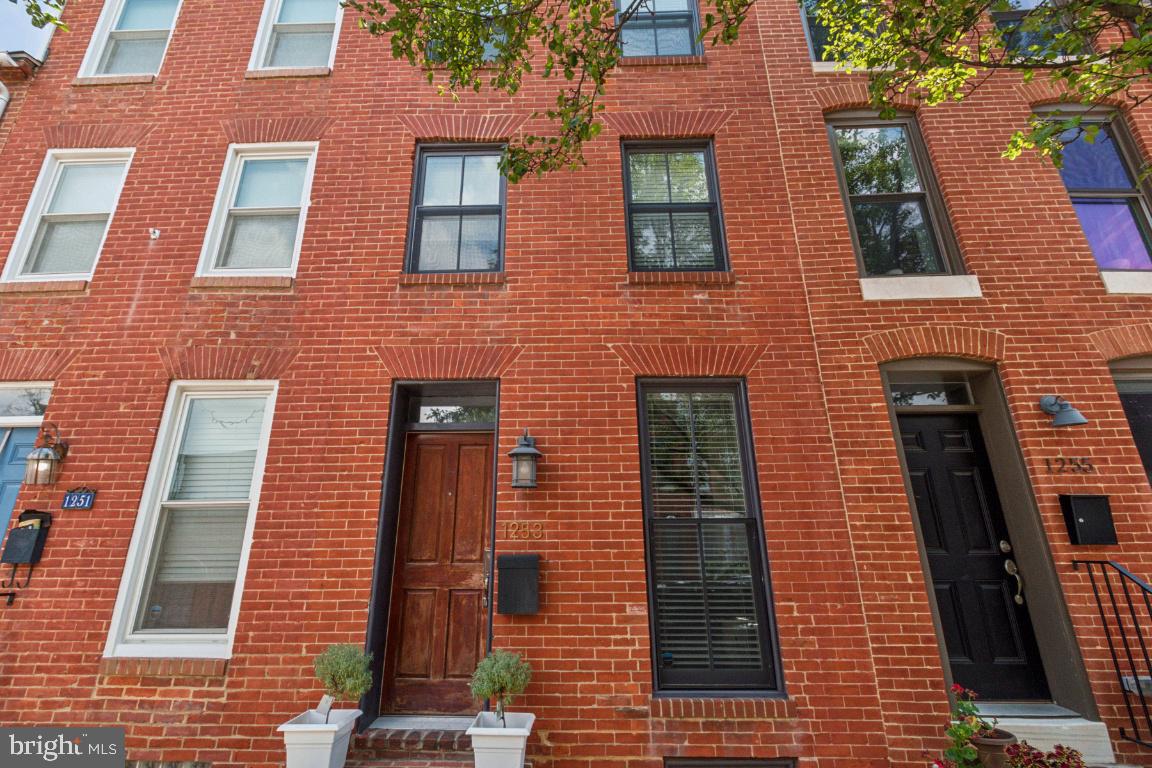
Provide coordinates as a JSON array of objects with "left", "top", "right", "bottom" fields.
[
  {"left": 105, "top": 382, "right": 276, "bottom": 658},
  {"left": 992, "top": 0, "right": 1074, "bottom": 58},
  {"left": 82, "top": 0, "right": 182, "bottom": 77},
  {"left": 250, "top": 0, "right": 343, "bottom": 70},
  {"left": 198, "top": 144, "right": 318, "bottom": 277},
  {"left": 802, "top": 0, "right": 832, "bottom": 61},
  {"left": 618, "top": 0, "right": 700, "bottom": 57},
  {"left": 3, "top": 149, "right": 132, "bottom": 282},
  {"left": 407, "top": 147, "right": 505, "bottom": 273},
  {"left": 638, "top": 381, "right": 779, "bottom": 692},
  {"left": 624, "top": 144, "right": 726, "bottom": 271},
  {"left": 1052, "top": 119, "right": 1152, "bottom": 272},
  {"left": 828, "top": 116, "right": 959, "bottom": 276}
]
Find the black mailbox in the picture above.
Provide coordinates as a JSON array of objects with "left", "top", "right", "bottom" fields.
[
  {"left": 1059, "top": 494, "right": 1117, "bottom": 545},
  {"left": 497, "top": 554, "right": 540, "bottom": 615},
  {"left": 1, "top": 511, "right": 53, "bottom": 565}
]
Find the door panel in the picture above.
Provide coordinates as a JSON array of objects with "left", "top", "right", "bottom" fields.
[
  {"left": 899, "top": 413, "right": 1050, "bottom": 700},
  {"left": 0, "top": 428, "right": 37, "bottom": 556}
]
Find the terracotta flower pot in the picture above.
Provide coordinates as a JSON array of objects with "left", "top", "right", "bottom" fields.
[{"left": 971, "top": 729, "right": 1018, "bottom": 768}]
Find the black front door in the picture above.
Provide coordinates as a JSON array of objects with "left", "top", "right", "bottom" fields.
[{"left": 898, "top": 413, "right": 1050, "bottom": 700}]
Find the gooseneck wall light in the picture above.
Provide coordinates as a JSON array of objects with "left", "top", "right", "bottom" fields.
[
  {"left": 1039, "top": 396, "right": 1089, "bottom": 428},
  {"left": 24, "top": 423, "right": 68, "bottom": 485},
  {"left": 508, "top": 429, "right": 542, "bottom": 488}
]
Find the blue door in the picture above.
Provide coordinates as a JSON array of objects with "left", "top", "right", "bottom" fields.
[{"left": 0, "top": 427, "right": 38, "bottom": 527}]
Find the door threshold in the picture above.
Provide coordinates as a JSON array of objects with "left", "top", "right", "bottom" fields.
[
  {"left": 976, "top": 702, "right": 1079, "bottom": 718},
  {"left": 368, "top": 714, "right": 475, "bottom": 731}
]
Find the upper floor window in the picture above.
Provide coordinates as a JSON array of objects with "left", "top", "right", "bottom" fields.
[
  {"left": 623, "top": 143, "right": 726, "bottom": 271},
  {"left": 802, "top": 0, "right": 832, "bottom": 61},
  {"left": 198, "top": 143, "right": 318, "bottom": 277},
  {"left": 407, "top": 147, "right": 505, "bottom": 273},
  {"left": 81, "top": 0, "right": 182, "bottom": 77},
  {"left": 1052, "top": 118, "right": 1152, "bottom": 271},
  {"left": 992, "top": 0, "right": 1073, "bottom": 58},
  {"left": 1116, "top": 377, "right": 1152, "bottom": 482},
  {"left": 250, "top": 0, "right": 343, "bottom": 70},
  {"left": 3, "top": 149, "right": 132, "bottom": 282},
  {"left": 618, "top": 0, "right": 700, "bottom": 57},
  {"left": 828, "top": 115, "right": 959, "bottom": 277}
]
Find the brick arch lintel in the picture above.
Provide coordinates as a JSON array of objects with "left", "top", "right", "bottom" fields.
[
  {"left": 1088, "top": 324, "right": 1152, "bottom": 362},
  {"left": 0, "top": 348, "right": 77, "bottom": 381},
  {"left": 600, "top": 109, "right": 733, "bottom": 139},
  {"left": 158, "top": 345, "right": 299, "bottom": 380},
  {"left": 221, "top": 116, "right": 334, "bottom": 145},
  {"left": 609, "top": 343, "right": 767, "bottom": 376},
  {"left": 814, "top": 81, "right": 918, "bottom": 115},
  {"left": 373, "top": 344, "right": 524, "bottom": 379},
  {"left": 43, "top": 123, "right": 154, "bottom": 149},
  {"left": 862, "top": 326, "right": 1006, "bottom": 364},
  {"left": 396, "top": 114, "right": 527, "bottom": 142}
]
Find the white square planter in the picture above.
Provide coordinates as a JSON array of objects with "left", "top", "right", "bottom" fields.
[
  {"left": 278, "top": 708, "right": 361, "bottom": 768},
  {"left": 466, "top": 711, "right": 535, "bottom": 768}
]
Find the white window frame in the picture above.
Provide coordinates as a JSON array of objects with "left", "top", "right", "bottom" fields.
[
  {"left": 196, "top": 143, "right": 319, "bottom": 278},
  {"left": 2, "top": 149, "right": 134, "bottom": 284},
  {"left": 103, "top": 380, "right": 278, "bottom": 659},
  {"left": 247, "top": 0, "right": 344, "bottom": 71},
  {"left": 77, "top": 0, "right": 185, "bottom": 78},
  {"left": 0, "top": 383, "right": 52, "bottom": 429}
]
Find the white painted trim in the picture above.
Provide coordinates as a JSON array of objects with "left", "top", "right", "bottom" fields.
[
  {"left": 1101, "top": 270, "right": 1152, "bottom": 295},
  {"left": 246, "top": 0, "right": 343, "bottom": 72},
  {"left": 859, "top": 274, "right": 983, "bottom": 300},
  {"left": 1, "top": 149, "right": 134, "bottom": 284},
  {"left": 195, "top": 142, "right": 319, "bottom": 279},
  {"left": 77, "top": 0, "right": 185, "bottom": 78},
  {"left": 103, "top": 380, "right": 278, "bottom": 660},
  {"left": 0, "top": 382, "right": 53, "bottom": 429}
]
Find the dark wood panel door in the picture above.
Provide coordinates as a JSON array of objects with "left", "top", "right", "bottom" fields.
[
  {"left": 382, "top": 432, "right": 493, "bottom": 714},
  {"left": 898, "top": 413, "right": 1050, "bottom": 700}
]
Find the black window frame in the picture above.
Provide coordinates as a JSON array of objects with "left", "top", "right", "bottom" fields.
[
  {"left": 621, "top": 141, "right": 729, "bottom": 273},
  {"left": 636, "top": 379, "right": 783, "bottom": 695},
  {"left": 616, "top": 0, "right": 702, "bottom": 58},
  {"left": 405, "top": 144, "right": 508, "bottom": 274},
  {"left": 826, "top": 113, "right": 963, "bottom": 278}
]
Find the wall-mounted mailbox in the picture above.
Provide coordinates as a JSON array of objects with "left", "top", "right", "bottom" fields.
[
  {"left": 1, "top": 510, "right": 53, "bottom": 565},
  {"left": 1059, "top": 494, "right": 1117, "bottom": 545},
  {"left": 497, "top": 554, "right": 540, "bottom": 615}
]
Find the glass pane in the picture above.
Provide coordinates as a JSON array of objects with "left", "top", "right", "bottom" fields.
[
  {"left": 621, "top": 20, "right": 657, "bottom": 56},
  {"left": 277, "top": 0, "right": 339, "bottom": 23},
  {"left": 835, "top": 126, "right": 923, "bottom": 195},
  {"left": 98, "top": 34, "right": 167, "bottom": 74},
  {"left": 631, "top": 211, "right": 674, "bottom": 270},
  {"left": 417, "top": 215, "right": 461, "bottom": 270},
  {"left": 888, "top": 380, "right": 973, "bottom": 406},
  {"left": 49, "top": 163, "right": 126, "bottom": 214},
  {"left": 668, "top": 151, "right": 709, "bottom": 202},
  {"left": 654, "top": 17, "right": 693, "bottom": 55},
  {"left": 168, "top": 398, "right": 267, "bottom": 501},
  {"left": 459, "top": 215, "right": 500, "bottom": 270},
  {"left": 651, "top": 522, "right": 708, "bottom": 669},
  {"left": 998, "top": 16, "right": 1070, "bottom": 56},
  {"left": 1072, "top": 198, "right": 1152, "bottom": 270},
  {"left": 670, "top": 212, "right": 715, "bottom": 268},
  {"left": 422, "top": 156, "right": 463, "bottom": 206},
  {"left": 852, "top": 198, "right": 944, "bottom": 275},
  {"left": 629, "top": 153, "right": 669, "bottom": 203},
  {"left": 1117, "top": 384, "right": 1152, "bottom": 481},
  {"left": 648, "top": 0, "right": 692, "bottom": 11},
  {"left": 461, "top": 155, "right": 501, "bottom": 206},
  {"left": 1060, "top": 126, "right": 1136, "bottom": 191},
  {"left": 415, "top": 405, "right": 497, "bottom": 423},
  {"left": 0, "top": 388, "right": 50, "bottom": 418},
  {"left": 267, "top": 28, "right": 333, "bottom": 67},
  {"left": 806, "top": 5, "right": 832, "bottom": 60},
  {"left": 116, "top": 0, "right": 179, "bottom": 29},
  {"left": 701, "top": 523, "right": 762, "bottom": 668},
  {"left": 234, "top": 158, "right": 308, "bottom": 208},
  {"left": 135, "top": 506, "right": 246, "bottom": 631},
  {"left": 218, "top": 213, "right": 299, "bottom": 269},
  {"left": 24, "top": 219, "right": 106, "bottom": 275}
]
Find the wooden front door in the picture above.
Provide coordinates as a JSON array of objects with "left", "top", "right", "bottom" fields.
[
  {"left": 898, "top": 413, "right": 1051, "bottom": 700},
  {"left": 382, "top": 432, "right": 493, "bottom": 714}
]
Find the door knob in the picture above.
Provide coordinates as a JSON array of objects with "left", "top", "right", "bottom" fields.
[{"left": 1005, "top": 559, "right": 1024, "bottom": 605}]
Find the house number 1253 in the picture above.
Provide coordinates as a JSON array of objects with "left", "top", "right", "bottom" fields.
[
  {"left": 500, "top": 521, "right": 544, "bottom": 540},
  {"left": 1044, "top": 456, "right": 1096, "bottom": 474}
]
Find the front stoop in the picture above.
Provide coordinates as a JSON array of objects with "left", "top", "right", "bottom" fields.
[
  {"left": 994, "top": 717, "right": 1116, "bottom": 765},
  {"left": 346, "top": 726, "right": 472, "bottom": 767}
]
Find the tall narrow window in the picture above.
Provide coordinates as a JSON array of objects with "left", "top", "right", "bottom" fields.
[
  {"left": 638, "top": 381, "right": 778, "bottom": 691},
  {"left": 618, "top": 0, "right": 699, "bottom": 57},
  {"left": 250, "top": 0, "right": 343, "bottom": 70},
  {"left": 1116, "top": 379, "right": 1152, "bottom": 482},
  {"left": 106, "top": 383, "right": 275, "bottom": 658},
  {"left": 407, "top": 147, "right": 505, "bottom": 273},
  {"left": 624, "top": 144, "right": 726, "bottom": 271},
  {"left": 198, "top": 144, "right": 317, "bottom": 276},
  {"left": 83, "top": 0, "right": 182, "bottom": 76},
  {"left": 829, "top": 117, "right": 958, "bottom": 276},
  {"left": 1053, "top": 120, "right": 1152, "bottom": 271},
  {"left": 3, "top": 150, "right": 132, "bottom": 282}
]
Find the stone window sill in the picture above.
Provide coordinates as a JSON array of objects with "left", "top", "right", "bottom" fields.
[
  {"left": 190, "top": 275, "right": 295, "bottom": 291},
  {"left": 1101, "top": 271, "right": 1152, "bottom": 295},
  {"left": 73, "top": 74, "right": 156, "bottom": 87},
  {"left": 0, "top": 280, "right": 89, "bottom": 295},
  {"left": 628, "top": 270, "right": 735, "bottom": 285},
  {"left": 98, "top": 656, "right": 228, "bottom": 679},
  {"left": 244, "top": 66, "right": 331, "bottom": 79},
  {"left": 619, "top": 54, "right": 706, "bottom": 67},
  {"left": 859, "top": 274, "right": 982, "bottom": 300},
  {"left": 398, "top": 271, "right": 506, "bottom": 286}
]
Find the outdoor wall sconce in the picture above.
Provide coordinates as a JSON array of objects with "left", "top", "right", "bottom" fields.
[
  {"left": 24, "top": 423, "right": 68, "bottom": 485},
  {"left": 1039, "top": 396, "right": 1089, "bottom": 428},
  {"left": 508, "top": 429, "right": 542, "bottom": 488}
]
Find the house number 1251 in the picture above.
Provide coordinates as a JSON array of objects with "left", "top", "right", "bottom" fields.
[{"left": 1044, "top": 456, "right": 1096, "bottom": 474}]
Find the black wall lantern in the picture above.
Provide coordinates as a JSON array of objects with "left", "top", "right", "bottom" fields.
[
  {"left": 508, "top": 429, "right": 542, "bottom": 488},
  {"left": 24, "top": 423, "right": 67, "bottom": 486}
]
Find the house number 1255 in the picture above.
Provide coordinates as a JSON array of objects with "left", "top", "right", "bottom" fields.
[
  {"left": 1044, "top": 456, "right": 1096, "bottom": 474},
  {"left": 500, "top": 521, "right": 544, "bottom": 540}
]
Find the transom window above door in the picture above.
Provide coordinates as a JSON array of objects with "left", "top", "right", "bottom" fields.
[
  {"left": 81, "top": 0, "right": 183, "bottom": 77},
  {"left": 407, "top": 147, "right": 506, "bottom": 274},
  {"left": 250, "top": 0, "right": 344, "bottom": 70}
]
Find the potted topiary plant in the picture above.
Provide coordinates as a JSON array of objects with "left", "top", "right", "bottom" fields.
[
  {"left": 277, "top": 644, "right": 372, "bottom": 768},
  {"left": 465, "top": 650, "right": 534, "bottom": 768},
  {"left": 931, "top": 685, "right": 1017, "bottom": 768}
]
